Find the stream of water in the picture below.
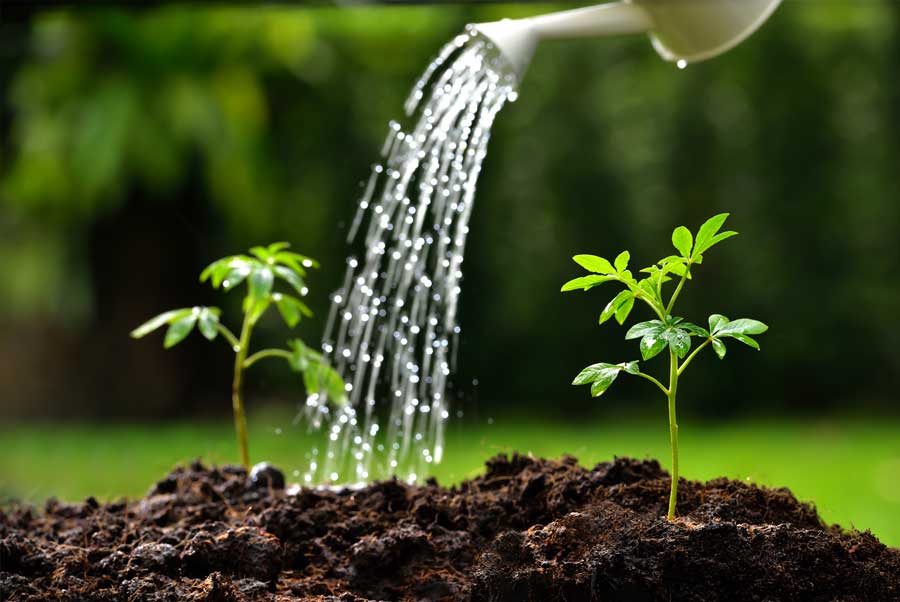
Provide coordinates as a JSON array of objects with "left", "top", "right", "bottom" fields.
[{"left": 300, "top": 29, "right": 517, "bottom": 484}]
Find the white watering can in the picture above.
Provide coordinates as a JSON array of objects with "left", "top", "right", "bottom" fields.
[{"left": 474, "top": 0, "right": 783, "bottom": 79}]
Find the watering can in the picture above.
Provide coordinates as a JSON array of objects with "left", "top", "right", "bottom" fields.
[{"left": 474, "top": 0, "right": 783, "bottom": 79}]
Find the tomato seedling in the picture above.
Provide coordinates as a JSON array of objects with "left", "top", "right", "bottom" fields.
[
  {"left": 562, "top": 214, "right": 767, "bottom": 520},
  {"left": 132, "top": 242, "right": 346, "bottom": 467}
]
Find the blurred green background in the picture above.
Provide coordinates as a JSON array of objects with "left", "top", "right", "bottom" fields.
[{"left": 2, "top": 3, "right": 900, "bottom": 544}]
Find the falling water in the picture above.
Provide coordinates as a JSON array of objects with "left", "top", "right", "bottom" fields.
[{"left": 300, "top": 29, "right": 518, "bottom": 485}]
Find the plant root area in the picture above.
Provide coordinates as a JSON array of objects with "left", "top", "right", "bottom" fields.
[{"left": 3, "top": 455, "right": 899, "bottom": 601}]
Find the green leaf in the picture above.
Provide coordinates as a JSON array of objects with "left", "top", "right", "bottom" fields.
[
  {"left": 708, "top": 314, "right": 730, "bottom": 334},
  {"left": 715, "top": 318, "right": 768, "bottom": 337},
  {"left": 222, "top": 268, "right": 250, "bottom": 291},
  {"left": 625, "top": 320, "right": 664, "bottom": 340},
  {"left": 730, "top": 333, "right": 761, "bottom": 350},
  {"left": 275, "top": 294, "right": 313, "bottom": 328},
  {"left": 130, "top": 308, "right": 192, "bottom": 339},
  {"left": 267, "top": 242, "right": 291, "bottom": 254},
  {"left": 614, "top": 251, "right": 630, "bottom": 273},
  {"left": 640, "top": 335, "right": 668, "bottom": 361},
  {"left": 250, "top": 245, "right": 273, "bottom": 262},
  {"left": 164, "top": 314, "right": 197, "bottom": 348},
  {"left": 274, "top": 266, "right": 307, "bottom": 297},
  {"left": 623, "top": 361, "right": 640, "bottom": 375},
  {"left": 276, "top": 251, "right": 319, "bottom": 270},
  {"left": 680, "top": 322, "right": 710, "bottom": 338},
  {"left": 572, "top": 362, "right": 624, "bottom": 397},
  {"left": 287, "top": 339, "right": 312, "bottom": 372},
  {"left": 672, "top": 226, "right": 693, "bottom": 258},
  {"left": 561, "top": 275, "right": 614, "bottom": 292},
  {"left": 662, "top": 326, "right": 691, "bottom": 358},
  {"left": 599, "top": 290, "right": 632, "bottom": 325},
  {"left": 573, "top": 254, "right": 616, "bottom": 275},
  {"left": 693, "top": 213, "right": 738, "bottom": 257},
  {"left": 712, "top": 338, "right": 727, "bottom": 359},
  {"left": 615, "top": 295, "right": 635, "bottom": 325},
  {"left": 198, "top": 308, "right": 221, "bottom": 340},
  {"left": 249, "top": 266, "right": 274, "bottom": 300}
]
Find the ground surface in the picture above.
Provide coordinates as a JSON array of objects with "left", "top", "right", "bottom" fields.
[
  {"left": 3, "top": 413, "right": 900, "bottom": 546},
  {"left": 3, "top": 455, "right": 899, "bottom": 601}
]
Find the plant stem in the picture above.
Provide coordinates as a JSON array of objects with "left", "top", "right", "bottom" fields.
[
  {"left": 232, "top": 316, "right": 253, "bottom": 468},
  {"left": 633, "top": 371, "right": 669, "bottom": 396},
  {"left": 243, "top": 348, "right": 292, "bottom": 369},
  {"left": 678, "top": 338, "right": 711, "bottom": 376},
  {"left": 665, "top": 267, "right": 691, "bottom": 315},
  {"left": 216, "top": 324, "right": 240, "bottom": 349},
  {"left": 666, "top": 349, "right": 680, "bottom": 520}
]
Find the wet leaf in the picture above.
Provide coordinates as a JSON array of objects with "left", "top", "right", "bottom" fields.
[
  {"left": 708, "top": 314, "right": 730, "bottom": 334},
  {"left": 640, "top": 335, "right": 667, "bottom": 360},
  {"left": 625, "top": 320, "right": 664, "bottom": 340},
  {"left": 198, "top": 308, "right": 221, "bottom": 340},
  {"left": 712, "top": 338, "right": 727, "bottom": 359},
  {"left": 249, "top": 266, "right": 274, "bottom": 300},
  {"left": 662, "top": 326, "right": 691, "bottom": 358},
  {"left": 572, "top": 362, "right": 625, "bottom": 397}
]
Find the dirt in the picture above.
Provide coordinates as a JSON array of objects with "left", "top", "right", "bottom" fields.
[{"left": 2, "top": 454, "right": 899, "bottom": 601}]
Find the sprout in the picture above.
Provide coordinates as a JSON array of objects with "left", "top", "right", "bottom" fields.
[
  {"left": 562, "top": 214, "right": 767, "bottom": 520},
  {"left": 131, "top": 242, "right": 346, "bottom": 468}
]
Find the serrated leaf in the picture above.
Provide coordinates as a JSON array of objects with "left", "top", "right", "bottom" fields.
[
  {"left": 599, "top": 290, "right": 632, "bottom": 325},
  {"left": 614, "top": 251, "right": 630, "bottom": 273},
  {"left": 672, "top": 226, "right": 693, "bottom": 258},
  {"left": 573, "top": 254, "right": 616, "bottom": 275},
  {"left": 625, "top": 320, "right": 665, "bottom": 340},
  {"left": 198, "top": 308, "right": 220, "bottom": 340},
  {"left": 712, "top": 338, "right": 727, "bottom": 359},
  {"left": 708, "top": 314, "right": 730, "bottom": 334},
  {"left": 640, "top": 335, "right": 668, "bottom": 361},
  {"left": 561, "top": 275, "right": 614, "bottom": 292},
  {"left": 164, "top": 314, "right": 197, "bottom": 348},
  {"left": 130, "top": 308, "right": 193, "bottom": 339},
  {"left": 615, "top": 295, "right": 635, "bottom": 325}
]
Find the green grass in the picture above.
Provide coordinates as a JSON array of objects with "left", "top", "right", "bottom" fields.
[{"left": 3, "top": 410, "right": 899, "bottom": 547}]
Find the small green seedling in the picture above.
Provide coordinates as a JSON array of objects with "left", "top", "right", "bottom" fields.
[
  {"left": 562, "top": 214, "right": 767, "bottom": 520},
  {"left": 131, "top": 242, "right": 346, "bottom": 468}
]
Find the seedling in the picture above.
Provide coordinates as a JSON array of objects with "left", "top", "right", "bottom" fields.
[
  {"left": 131, "top": 242, "right": 346, "bottom": 468},
  {"left": 562, "top": 214, "right": 767, "bottom": 520}
]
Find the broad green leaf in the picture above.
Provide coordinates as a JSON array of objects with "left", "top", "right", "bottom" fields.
[
  {"left": 715, "top": 318, "right": 768, "bottom": 336},
  {"left": 693, "top": 214, "right": 737, "bottom": 257},
  {"left": 712, "top": 338, "right": 727, "bottom": 359},
  {"left": 623, "top": 361, "right": 640, "bottom": 375},
  {"left": 638, "top": 279, "right": 659, "bottom": 303},
  {"left": 672, "top": 226, "right": 693, "bottom": 258},
  {"left": 572, "top": 362, "right": 624, "bottom": 397},
  {"left": 222, "top": 268, "right": 250, "bottom": 291},
  {"left": 275, "top": 294, "right": 313, "bottom": 328},
  {"left": 640, "top": 335, "right": 668, "bottom": 361},
  {"left": 615, "top": 295, "right": 635, "bottom": 325},
  {"left": 164, "top": 314, "right": 197, "bottom": 348},
  {"left": 250, "top": 246, "right": 273, "bottom": 262},
  {"left": 198, "top": 308, "right": 221, "bottom": 340},
  {"left": 614, "top": 251, "right": 630, "bottom": 273},
  {"left": 249, "top": 266, "right": 274, "bottom": 300},
  {"left": 679, "top": 322, "right": 709, "bottom": 337},
  {"left": 130, "top": 308, "right": 192, "bottom": 339},
  {"left": 599, "top": 290, "right": 632, "bottom": 325},
  {"left": 729, "top": 333, "right": 761, "bottom": 350},
  {"left": 561, "top": 275, "right": 614, "bottom": 292},
  {"left": 626, "top": 320, "right": 664, "bottom": 340},
  {"left": 573, "top": 254, "right": 615, "bottom": 275},
  {"left": 274, "top": 266, "right": 307, "bottom": 296},
  {"left": 662, "top": 326, "right": 691, "bottom": 358},
  {"left": 708, "top": 314, "right": 730, "bottom": 334}
]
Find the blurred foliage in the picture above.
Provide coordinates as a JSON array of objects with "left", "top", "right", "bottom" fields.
[{"left": 2, "top": 3, "right": 900, "bottom": 418}]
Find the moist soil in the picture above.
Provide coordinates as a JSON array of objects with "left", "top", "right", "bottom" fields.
[{"left": 2, "top": 455, "right": 899, "bottom": 602}]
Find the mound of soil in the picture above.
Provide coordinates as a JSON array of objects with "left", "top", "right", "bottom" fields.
[{"left": 2, "top": 455, "right": 899, "bottom": 601}]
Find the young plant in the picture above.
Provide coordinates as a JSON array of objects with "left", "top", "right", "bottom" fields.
[
  {"left": 562, "top": 214, "right": 767, "bottom": 520},
  {"left": 131, "top": 242, "right": 346, "bottom": 468}
]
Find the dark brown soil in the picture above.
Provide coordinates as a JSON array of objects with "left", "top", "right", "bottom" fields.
[{"left": 2, "top": 455, "right": 899, "bottom": 601}]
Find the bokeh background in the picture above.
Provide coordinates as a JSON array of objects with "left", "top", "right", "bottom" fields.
[{"left": 2, "top": 2, "right": 900, "bottom": 543}]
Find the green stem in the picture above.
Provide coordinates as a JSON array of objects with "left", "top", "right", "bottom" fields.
[
  {"left": 667, "top": 349, "right": 680, "bottom": 520},
  {"left": 665, "top": 267, "right": 691, "bottom": 315},
  {"left": 232, "top": 316, "right": 253, "bottom": 468},
  {"left": 633, "top": 371, "right": 669, "bottom": 396},
  {"left": 216, "top": 324, "right": 240, "bottom": 349},
  {"left": 243, "top": 348, "right": 292, "bottom": 369},
  {"left": 677, "top": 338, "right": 711, "bottom": 376}
]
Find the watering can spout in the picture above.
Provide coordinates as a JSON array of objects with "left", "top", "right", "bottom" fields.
[{"left": 473, "top": 0, "right": 782, "bottom": 81}]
